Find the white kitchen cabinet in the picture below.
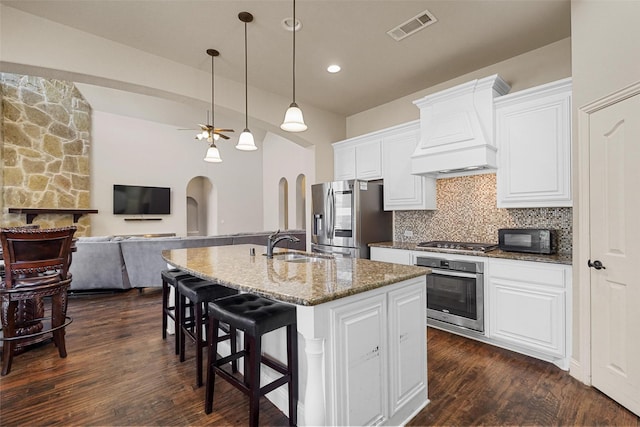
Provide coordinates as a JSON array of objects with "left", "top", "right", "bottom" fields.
[
  {"left": 370, "top": 246, "right": 412, "bottom": 264},
  {"left": 382, "top": 121, "right": 437, "bottom": 210},
  {"left": 487, "top": 258, "right": 571, "bottom": 369},
  {"left": 329, "top": 277, "right": 427, "bottom": 426},
  {"left": 495, "top": 78, "right": 572, "bottom": 207},
  {"left": 333, "top": 136, "right": 382, "bottom": 181},
  {"left": 333, "top": 143, "right": 357, "bottom": 181},
  {"left": 332, "top": 294, "right": 387, "bottom": 426},
  {"left": 334, "top": 121, "right": 436, "bottom": 209},
  {"left": 387, "top": 284, "right": 427, "bottom": 417}
]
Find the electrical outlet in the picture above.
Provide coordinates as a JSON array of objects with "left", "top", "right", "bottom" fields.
[{"left": 403, "top": 230, "right": 413, "bottom": 238}]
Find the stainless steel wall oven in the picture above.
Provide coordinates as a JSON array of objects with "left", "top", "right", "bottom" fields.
[{"left": 416, "top": 256, "right": 485, "bottom": 333}]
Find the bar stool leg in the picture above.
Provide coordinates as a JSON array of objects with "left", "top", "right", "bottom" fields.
[
  {"left": 248, "top": 334, "right": 261, "bottom": 427},
  {"left": 162, "top": 280, "right": 168, "bottom": 340},
  {"left": 287, "top": 324, "right": 298, "bottom": 426},
  {"left": 195, "top": 301, "right": 204, "bottom": 387},
  {"left": 205, "top": 316, "right": 221, "bottom": 414},
  {"left": 230, "top": 326, "right": 238, "bottom": 373},
  {"left": 179, "top": 293, "right": 187, "bottom": 362}
]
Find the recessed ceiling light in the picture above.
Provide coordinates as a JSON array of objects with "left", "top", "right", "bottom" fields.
[
  {"left": 281, "top": 17, "right": 302, "bottom": 32},
  {"left": 327, "top": 64, "right": 341, "bottom": 73}
]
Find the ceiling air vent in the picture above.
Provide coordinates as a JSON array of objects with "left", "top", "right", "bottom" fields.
[{"left": 387, "top": 9, "right": 437, "bottom": 41}]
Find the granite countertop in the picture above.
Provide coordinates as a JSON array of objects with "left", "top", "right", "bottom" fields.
[
  {"left": 161, "top": 244, "right": 429, "bottom": 306},
  {"left": 370, "top": 241, "right": 572, "bottom": 265}
]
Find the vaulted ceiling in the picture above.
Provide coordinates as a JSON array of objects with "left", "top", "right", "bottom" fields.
[{"left": 1, "top": 0, "right": 571, "bottom": 117}]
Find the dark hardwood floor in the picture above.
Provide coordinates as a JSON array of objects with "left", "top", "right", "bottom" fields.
[{"left": 1, "top": 289, "right": 638, "bottom": 426}]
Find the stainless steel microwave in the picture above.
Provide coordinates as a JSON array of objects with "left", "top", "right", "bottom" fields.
[{"left": 498, "top": 228, "right": 556, "bottom": 254}]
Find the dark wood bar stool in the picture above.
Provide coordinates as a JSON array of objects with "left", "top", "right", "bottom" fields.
[
  {"left": 160, "top": 268, "right": 194, "bottom": 355},
  {"left": 0, "top": 226, "right": 76, "bottom": 376},
  {"left": 205, "top": 293, "right": 298, "bottom": 427},
  {"left": 177, "top": 277, "right": 238, "bottom": 387}
]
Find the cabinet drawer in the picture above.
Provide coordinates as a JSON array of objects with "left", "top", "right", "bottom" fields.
[{"left": 489, "top": 259, "right": 567, "bottom": 288}]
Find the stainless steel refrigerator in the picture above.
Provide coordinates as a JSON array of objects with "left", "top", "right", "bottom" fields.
[{"left": 311, "top": 180, "right": 392, "bottom": 258}]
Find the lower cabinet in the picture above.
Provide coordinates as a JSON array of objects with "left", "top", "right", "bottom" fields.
[
  {"left": 487, "top": 258, "right": 571, "bottom": 368},
  {"left": 330, "top": 278, "right": 427, "bottom": 426},
  {"left": 370, "top": 246, "right": 413, "bottom": 265},
  {"left": 369, "top": 246, "right": 572, "bottom": 369}
]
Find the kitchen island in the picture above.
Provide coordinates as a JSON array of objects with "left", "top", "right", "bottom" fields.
[{"left": 162, "top": 244, "right": 429, "bottom": 426}]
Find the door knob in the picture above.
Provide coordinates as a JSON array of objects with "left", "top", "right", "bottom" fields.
[{"left": 588, "top": 259, "right": 606, "bottom": 270}]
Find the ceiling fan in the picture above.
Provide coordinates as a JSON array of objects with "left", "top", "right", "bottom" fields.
[
  {"left": 195, "top": 111, "right": 234, "bottom": 141},
  {"left": 181, "top": 49, "right": 234, "bottom": 142}
]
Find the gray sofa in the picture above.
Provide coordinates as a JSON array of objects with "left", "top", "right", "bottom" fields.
[{"left": 68, "top": 231, "right": 306, "bottom": 291}]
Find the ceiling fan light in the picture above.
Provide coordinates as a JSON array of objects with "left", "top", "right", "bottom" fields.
[
  {"left": 204, "top": 144, "right": 222, "bottom": 163},
  {"left": 237, "top": 129, "right": 257, "bottom": 151},
  {"left": 281, "top": 102, "right": 307, "bottom": 132}
]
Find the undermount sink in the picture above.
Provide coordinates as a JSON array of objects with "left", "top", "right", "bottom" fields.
[{"left": 272, "top": 253, "right": 327, "bottom": 263}]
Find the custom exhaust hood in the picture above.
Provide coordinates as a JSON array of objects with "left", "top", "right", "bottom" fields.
[{"left": 411, "top": 74, "right": 510, "bottom": 177}]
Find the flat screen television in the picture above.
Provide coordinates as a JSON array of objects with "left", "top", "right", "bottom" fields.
[{"left": 113, "top": 184, "right": 171, "bottom": 215}]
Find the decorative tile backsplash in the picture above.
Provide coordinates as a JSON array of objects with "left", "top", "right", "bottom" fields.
[{"left": 393, "top": 173, "right": 572, "bottom": 254}]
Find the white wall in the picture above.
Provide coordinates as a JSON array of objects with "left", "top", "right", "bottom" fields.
[
  {"left": 262, "top": 131, "right": 315, "bottom": 238},
  {"left": 90, "top": 110, "right": 263, "bottom": 236},
  {"left": 0, "top": 4, "right": 345, "bottom": 182},
  {"left": 570, "top": 0, "right": 640, "bottom": 374},
  {"left": 346, "top": 38, "right": 572, "bottom": 138}
]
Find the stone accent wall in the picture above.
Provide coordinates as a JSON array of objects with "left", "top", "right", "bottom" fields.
[
  {"left": 1, "top": 73, "right": 92, "bottom": 235},
  {"left": 394, "top": 173, "right": 573, "bottom": 254}
]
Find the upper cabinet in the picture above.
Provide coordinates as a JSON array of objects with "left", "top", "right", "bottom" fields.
[
  {"left": 333, "top": 136, "right": 382, "bottom": 181},
  {"left": 333, "top": 121, "right": 436, "bottom": 210},
  {"left": 382, "top": 122, "right": 436, "bottom": 210},
  {"left": 495, "top": 78, "right": 572, "bottom": 208}
]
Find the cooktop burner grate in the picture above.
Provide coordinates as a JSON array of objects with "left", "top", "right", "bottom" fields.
[{"left": 417, "top": 240, "right": 498, "bottom": 252}]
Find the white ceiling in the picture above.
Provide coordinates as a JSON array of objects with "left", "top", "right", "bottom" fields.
[{"left": 1, "top": 0, "right": 571, "bottom": 117}]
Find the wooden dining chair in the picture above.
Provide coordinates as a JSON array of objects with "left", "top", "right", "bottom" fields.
[{"left": 0, "top": 226, "right": 76, "bottom": 376}]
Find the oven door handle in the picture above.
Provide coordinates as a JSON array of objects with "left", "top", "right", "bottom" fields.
[{"left": 426, "top": 268, "right": 479, "bottom": 279}]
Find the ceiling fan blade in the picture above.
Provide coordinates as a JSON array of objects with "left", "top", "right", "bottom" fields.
[
  {"left": 217, "top": 133, "right": 230, "bottom": 140},
  {"left": 215, "top": 128, "right": 235, "bottom": 133}
]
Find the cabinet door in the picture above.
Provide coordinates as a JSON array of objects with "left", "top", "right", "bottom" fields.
[
  {"left": 355, "top": 139, "right": 383, "bottom": 180},
  {"left": 496, "top": 79, "right": 572, "bottom": 208},
  {"left": 388, "top": 283, "right": 427, "bottom": 416},
  {"left": 383, "top": 129, "right": 436, "bottom": 210},
  {"left": 488, "top": 259, "right": 568, "bottom": 358},
  {"left": 334, "top": 144, "right": 356, "bottom": 181},
  {"left": 370, "top": 247, "right": 412, "bottom": 265},
  {"left": 332, "top": 295, "right": 387, "bottom": 426}
]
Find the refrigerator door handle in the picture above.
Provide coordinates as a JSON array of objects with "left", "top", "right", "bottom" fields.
[{"left": 326, "top": 188, "right": 334, "bottom": 239}]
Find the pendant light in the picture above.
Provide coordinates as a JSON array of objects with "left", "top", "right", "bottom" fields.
[
  {"left": 280, "top": 0, "right": 307, "bottom": 132},
  {"left": 236, "top": 12, "right": 258, "bottom": 151},
  {"left": 200, "top": 48, "right": 234, "bottom": 162}
]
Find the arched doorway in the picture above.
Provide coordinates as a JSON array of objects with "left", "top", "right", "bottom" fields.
[
  {"left": 279, "top": 177, "right": 289, "bottom": 230},
  {"left": 296, "top": 174, "right": 306, "bottom": 229},
  {"left": 186, "top": 176, "right": 216, "bottom": 236}
]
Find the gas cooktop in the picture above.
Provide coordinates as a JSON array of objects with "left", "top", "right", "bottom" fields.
[{"left": 416, "top": 240, "right": 498, "bottom": 253}]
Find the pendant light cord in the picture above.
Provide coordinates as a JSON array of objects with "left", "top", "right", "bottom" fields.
[
  {"left": 292, "top": 0, "right": 296, "bottom": 104},
  {"left": 244, "top": 20, "right": 249, "bottom": 129},
  {"left": 211, "top": 54, "right": 215, "bottom": 129}
]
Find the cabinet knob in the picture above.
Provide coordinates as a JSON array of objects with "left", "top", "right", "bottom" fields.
[{"left": 588, "top": 259, "right": 606, "bottom": 270}]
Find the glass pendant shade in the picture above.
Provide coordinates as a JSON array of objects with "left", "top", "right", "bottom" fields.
[
  {"left": 281, "top": 102, "right": 307, "bottom": 132},
  {"left": 237, "top": 129, "right": 257, "bottom": 151},
  {"left": 203, "top": 144, "right": 222, "bottom": 162}
]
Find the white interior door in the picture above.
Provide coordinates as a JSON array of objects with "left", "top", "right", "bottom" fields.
[{"left": 589, "top": 92, "right": 640, "bottom": 416}]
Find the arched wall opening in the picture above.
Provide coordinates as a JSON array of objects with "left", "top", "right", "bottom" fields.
[
  {"left": 186, "top": 176, "right": 216, "bottom": 236},
  {"left": 296, "top": 174, "right": 306, "bottom": 230},
  {"left": 278, "top": 177, "right": 289, "bottom": 230}
]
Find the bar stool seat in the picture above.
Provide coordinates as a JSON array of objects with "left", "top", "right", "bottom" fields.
[
  {"left": 161, "top": 268, "right": 194, "bottom": 354},
  {"left": 205, "top": 293, "right": 298, "bottom": 427},
  {"left": 177, "top": 277, "right": 238, "bottom": 387}
]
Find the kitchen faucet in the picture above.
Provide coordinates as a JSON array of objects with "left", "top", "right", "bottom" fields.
[{"left": 266, "top": 229, "right": 300, "bottom": 258}]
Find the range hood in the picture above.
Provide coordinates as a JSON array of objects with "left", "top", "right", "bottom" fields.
[{"left": 411, "top": 74, "right": 510, "bottom": 177}]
